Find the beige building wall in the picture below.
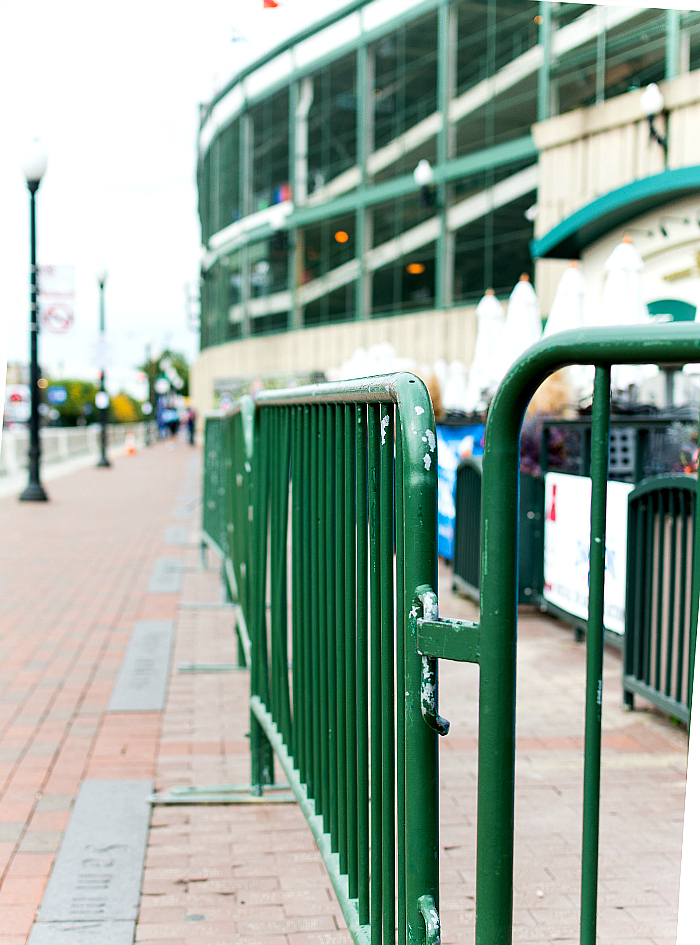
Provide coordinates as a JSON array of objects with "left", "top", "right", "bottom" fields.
[
  {"left": 533, "top": 70, "right": 700, "bottom": 312},
  {"left": 192, "top": 305, "right": 478, "bottom": 415}
]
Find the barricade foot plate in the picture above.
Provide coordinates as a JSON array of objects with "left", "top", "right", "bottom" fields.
[{"left": 149, "top": 784, "right": 295, "bottom": 805}]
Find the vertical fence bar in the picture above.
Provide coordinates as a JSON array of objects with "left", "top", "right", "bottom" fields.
[
  {"left": 291, "top": 407, "right": 303, "bottom": 770},
  {"left": 356, "top": 405, "right": 370, "bottom": 926},
  {"left": 395, "top": 417, "right": 406, "bottom": 945},
  {"left": 279, "top": 408, "right": 293, "bottom": 744},
  {"left": 270, "top": 408, "right": 281, "bottom": 729},
  {"left": 251, "top": 408, "right": 273, "bottom": 793},
  {"left": 665, "top": 490, "right": 678, "bottom": 699},
  {"left": 310, "top": 407, "right": 321, "bottom": 810},
  {"left": 368, "top": 405, "right": 383, "bottom": 945},
  {"left": 654, "top": 490, "right": 666, "bottom": 695},
  {"left": 336, "top": 407, "right": 348, "bottom": 875},
  {"left": 345, "top": 404, "right": 358, "bottom": 902},
  {"left": 642, "top": 495, "right": 655, "bottom": 687},
  {"left": 676, "top": 493, "right": 689, "bottom": 705},
  {"left": 379, "top": 405, "right": 395, "bottom": 945},
  {"left": 580, "top": 366, "right": 611, "bottom": 945},
  {"left": 318, "top": 406, "right": 330, "bottom": 833},
  {"left": 301, "top": 406, "right": 313, "bottom": 788},
  {"left": 401, "top": 375, "right": 440, "bottom": 945},
  {"left": 326, "top": 406, "right": 339, "bottom": 853}
]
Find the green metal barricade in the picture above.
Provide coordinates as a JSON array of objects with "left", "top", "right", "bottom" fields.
[
  {"left": 202, "top": 323, "right": 698, "bottom": 945},
  {"left": 248, "top": 376, "right": 442, "bottom": 945},
  {"left": 452, "top": 324, "right": 698, "bottom": 944},
  {"left": 202, "top": 411, "right": 225, "bottom": 556},
  {"left": 201, "top": 402, "right": 255, "bottom": 667},
  {"left": 624, "top": 473, "right": 698, "bottom": 724}
]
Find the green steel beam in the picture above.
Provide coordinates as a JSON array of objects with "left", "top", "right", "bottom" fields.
[
  {"left": 435, "top": 0, "right": 454, "bottom": 310},
  {"left": 666, "top": 9, "right": 681, "bottom": 79},
  {"left": 355, "top": 41, "right": 370, "bottom": 321},
  {"left": 537, "top": 1, "right": 552, "bottom": 122}
]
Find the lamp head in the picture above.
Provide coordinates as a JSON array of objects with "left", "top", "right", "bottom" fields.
[
  {"left": 641, "top": 83, "right": 664, "bottom": 118},
  {"left": 96, "top": 265, "right": 108, "bottom": 287},
  {"left": 21, "top": 138, "right": 48, "bottom": 185},
  {"left": 413, "top": 159, "right": 434, "bottom": 187}
]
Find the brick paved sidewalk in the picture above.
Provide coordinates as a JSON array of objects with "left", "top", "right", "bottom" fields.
[
  {"left": 0, "top": 441, "right": 196, "bottom": 944},
  {"left": 0, "top": 445, "right": 688, "bottom": 945}
]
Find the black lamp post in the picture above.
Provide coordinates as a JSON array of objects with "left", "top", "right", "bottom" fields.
[
  {"left": 143, "top": 337, "right": 153, "bottom": 446},
  {"left": 96, "top": 266, "right": 111, "bottom": 467},
  {"left": 19, "top": 140, "right": 49, "bottom": 502}
]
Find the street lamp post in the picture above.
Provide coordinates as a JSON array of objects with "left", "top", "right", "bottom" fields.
[
  {"left": 96, "top": 267, "right": 110, "bottom": 467},
  {"left": 19, "top": 141, "right": 49, "bottom": 502},
  {"left": 143, "top": 337, "right": 153, "bottom": 446}
]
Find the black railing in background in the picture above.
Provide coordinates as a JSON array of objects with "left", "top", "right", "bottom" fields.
[{"left": 624, "top": 474, "right": 698, "bottom": 723}]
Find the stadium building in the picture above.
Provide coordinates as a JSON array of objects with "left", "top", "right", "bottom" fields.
[{"left": 193, "top": 0, "right": 700, "bottom": 409}]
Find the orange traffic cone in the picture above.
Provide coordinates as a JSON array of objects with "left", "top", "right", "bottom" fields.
[{"left": 125, "top": 432, "right": 136, "bottom": 456}]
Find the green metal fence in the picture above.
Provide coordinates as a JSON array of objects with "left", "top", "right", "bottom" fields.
[
  {"left": 248, "top": 376, "right": 441, "bottom": 945},
  {"left": 200, "top": 323, "right": 699, "bottom": 945},
  {"left": 202, "top": 401, "right": 255, "bottom": 667},
  {"left": 452, "top": 456, "right": 545, "bottom": 605},
  {"left": 624, "top": 473, "right": 698, "bottom": 724},
  {"left": 460, "top": 324, "right": 700, "bottom": 944},
  {"left": 202, "top": 411, "right": 226, "bottom": 557}
]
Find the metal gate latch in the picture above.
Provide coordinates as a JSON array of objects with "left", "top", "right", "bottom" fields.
[{"left": 411, "top": 586, "right": 481, "bottom": 736}]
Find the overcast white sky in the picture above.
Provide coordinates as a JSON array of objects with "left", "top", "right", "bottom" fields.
[{"left": 0, "top": 0, "right": 351, "bottom": 397}]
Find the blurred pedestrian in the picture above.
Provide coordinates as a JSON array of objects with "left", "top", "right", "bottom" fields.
[{"left": 187, "top": 407, "right": 196, "bottom": 446}]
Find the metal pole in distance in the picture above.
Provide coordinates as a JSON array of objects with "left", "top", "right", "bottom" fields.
[
  {"left": 20, "top": 181, "right": 48, "bottom": 502},
  {"left": 96, "top": 272, "right": 111, "bottom": 467},
  {"left": 580, "top": 366, "right": 611, "bottom": 945}
]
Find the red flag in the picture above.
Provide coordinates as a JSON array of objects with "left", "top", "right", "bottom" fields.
[{"left": 263, "top": 0, "right": 279, "bottom": 7}]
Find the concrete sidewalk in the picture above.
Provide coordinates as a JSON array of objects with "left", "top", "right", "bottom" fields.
[{"left": 0, "top": 445, "right": 688, "bottom": 944}]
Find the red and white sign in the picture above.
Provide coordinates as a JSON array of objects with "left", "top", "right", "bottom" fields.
[
  {"left": 41, "top": 304, "right": 73, "bottom": 334},
  {"left": 38, "top": 265, "right": 74, "bottom": 334}
]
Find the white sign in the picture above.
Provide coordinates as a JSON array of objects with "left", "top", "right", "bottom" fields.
[
  {"left": 38, "top": 265, "right": 75, "bottom": 335},
  {"left": 41, "top": 303, "right": 73, "bottom": 334},
  {"left": 38, "top": 264, "right": 74, "bottom": 296},
  {"left": 95, "top": 392, "right": 110, "bottom": 410},
  {"left": 90, "top": 337, "right": 114, "bottom": 368},
  {"left": 543, "top": 472, "right": 633, "bottom": 635}
]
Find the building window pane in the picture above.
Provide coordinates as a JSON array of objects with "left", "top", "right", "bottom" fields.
[
  {"left": 307, "top": 52, "right": 357, "bottom": 192},
  {"left": 303, "top": 284, "right": 355, "bottom": 327},
  {"left": 250, "top": 90, "right": 290, "bottom": 212},
  {"left": 371, "top": 246, "right": 436, "bottom": 317},
  {"left": 373, "top": 13, "right": 438, "bottom": 152}
]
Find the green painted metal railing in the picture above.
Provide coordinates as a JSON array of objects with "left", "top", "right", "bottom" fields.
[
  {"left": 200, "top": 323, "right": 699, "bottom": 945},
  {"left": 463, "top": 324, "right": 700, "bottom": 945},
  {"left": 201, "top": 401, "right": 255, "bottom": 666},
  {"left": 452, "top": 456, "right": 545, "bottom": 605},
  {"left": 248, "top": 376, "right": 441, "bottom": 945},
  {"left": 624, "top": 473, "right": 698, "bottom": 724},
  {"left": 202, "top": 411, "right": 226, "bottom": 557}
]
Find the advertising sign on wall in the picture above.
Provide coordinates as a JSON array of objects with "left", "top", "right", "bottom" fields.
[{"left": 543, "top": 472, "right": 633, "bottom": 635}]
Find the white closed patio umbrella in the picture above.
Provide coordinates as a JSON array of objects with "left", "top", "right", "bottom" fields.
[
  {"left": 543, "top": 260, "right": 591, "bottom": 395},
  {"left": 500, "top": 273, "right": 542, "bottom": 376},
  {"left": 464, "top": 288, "right": 506, "bottom": 412},
  {"left": 595, "top": 234, "right": 651, "bottom": 393}
]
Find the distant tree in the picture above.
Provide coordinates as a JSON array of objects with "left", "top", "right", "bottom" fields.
[
  {"left": 111, "top": 392, "right": 141, "bottom": 424},
  {"left": 138, "top": 349, "right": 190, "bottom": 398},
  {"left": 50, "top": 379, "right": 99, "bottom": 426}
]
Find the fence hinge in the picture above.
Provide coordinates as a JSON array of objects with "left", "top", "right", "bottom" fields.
[{"left": 417, "top": 894, "right": 441, "bottom": 945}]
